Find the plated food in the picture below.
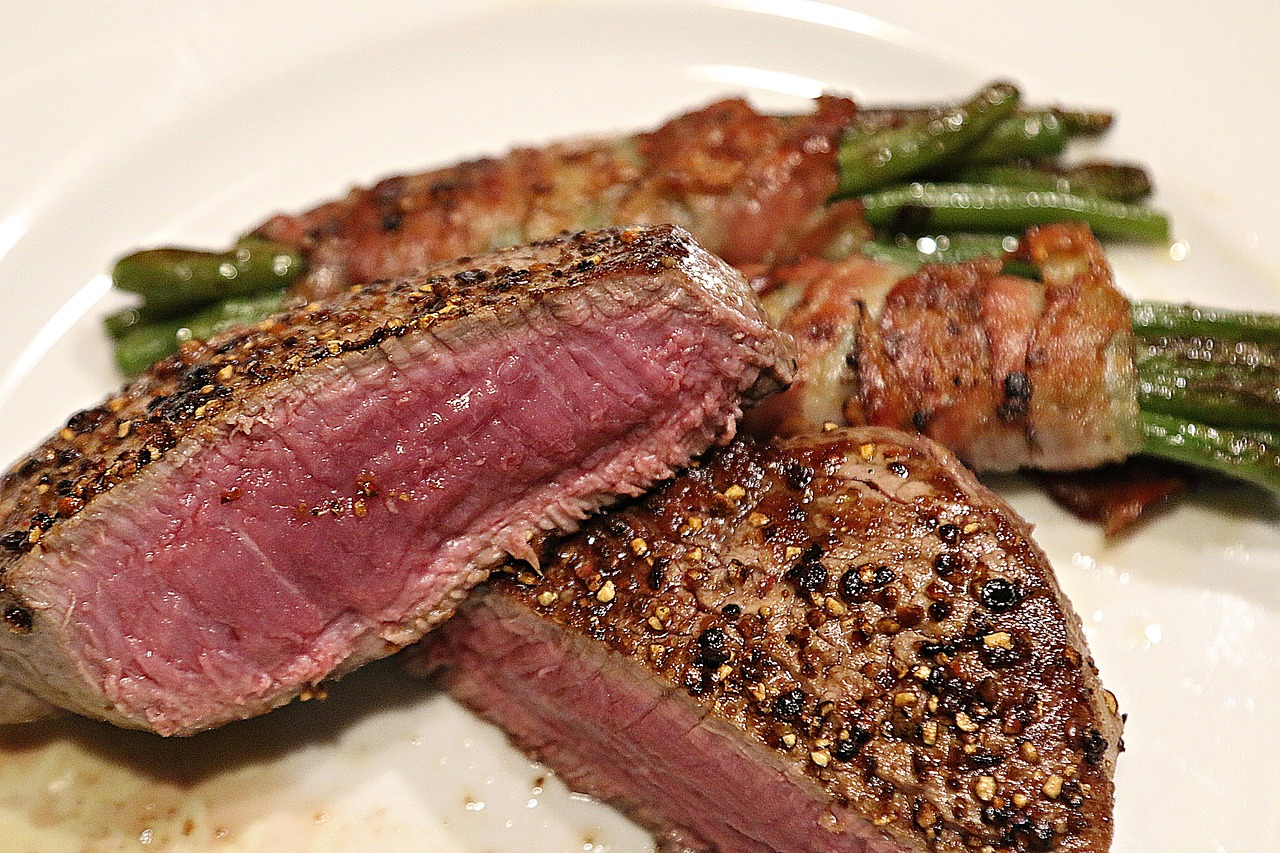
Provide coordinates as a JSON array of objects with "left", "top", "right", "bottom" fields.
[
  {"left": 103, "top": 89, "right": 1280, "bottom": 530},
  {"left": 0, "top": 128, "right": 1132, "bottom": 852},
  {"left": 1, "top": 216, "right": 1125, "bottom": 849},
  {"left": 745, "top": 223, "right": 1141, "bottom": 474},
  {"left": 0, "top": 4, "right": 1275, "bottom": 848}
]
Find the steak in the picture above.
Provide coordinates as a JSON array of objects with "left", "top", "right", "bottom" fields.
[
  {"left": 0, "top": 225, "right": 793, "bottom": 735},
  {"left": 414, "top": 427, "right": 1123, "bottom": 852}
]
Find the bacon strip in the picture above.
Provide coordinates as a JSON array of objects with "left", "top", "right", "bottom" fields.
[
  {"left": 744, "top": 225, "right": 1142, "bottom": 473},
  {"left": 1019, "top": 225, "right": 1141, "bottom": 470},
  {"left": 1033, "top": 461, "right": 1190, "bottom": 536},
  {"left": 257, "top": 97, "right": 867, "bottom": 300}
]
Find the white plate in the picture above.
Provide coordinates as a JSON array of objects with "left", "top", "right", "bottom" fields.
[{"left": 1, "top": 1, "right": 1277, "bottom": 850}]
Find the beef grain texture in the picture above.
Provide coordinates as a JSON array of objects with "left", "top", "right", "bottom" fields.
[
  {"left": 0, "top": 225, "right": 793, "bottom": 735},
  {"left": 415, "top": 427, "right": 1123, "bottom": 853}
]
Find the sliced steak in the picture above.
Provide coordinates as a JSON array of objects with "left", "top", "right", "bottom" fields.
[
  {"left": 414, "top": 427, "right": 1122, "bottom": 853},
  {"left": 0, "top": 225, "right": 793, "bottom": 735}
]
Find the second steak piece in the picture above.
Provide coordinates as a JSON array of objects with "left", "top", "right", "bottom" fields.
[
  {"left": 415, "top": 427, "right": 1123, "bottom": 853},
  {"left": 0, "top": 225, "right": 792, "bottom": 735}
]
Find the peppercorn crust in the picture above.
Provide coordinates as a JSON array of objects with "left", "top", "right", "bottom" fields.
[
  {"left": 438, "top": 427, "right": 1122, "bottom": 852},
  {"left": 0, "top": 225, "right": 790, "bottom": 634}
]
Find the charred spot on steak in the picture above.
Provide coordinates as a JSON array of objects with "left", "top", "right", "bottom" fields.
[
  {"left": 933, "top": 551, "right": 962, "bottom": 576},
  {"left": 3, "top": 604, "right": 32, "bottom": 634},
  {"left": 1082, "top": 728, "right": 1109, "bottom": 765},
  {"left": 980, "top": 577, "right": 1023, "bottom": 612},
  {"left": 695, "top": 627, "right": 731, "bottom": 669},
  {"left": 772, "top": 687, "right": 808, "bottom": 720},
  {"left": 780, "top": 461, "right": 813, "bottom": 491},
  {"left": 784, "top": 551, "right": 828, "bottom": 594}
]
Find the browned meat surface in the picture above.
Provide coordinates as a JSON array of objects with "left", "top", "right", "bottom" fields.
[
  {"left": 256, "top": 97, "right": 866, "bottom": 300},
  {"left": 415, "top": 427, "right": 1123, "bottom": 853},
  {"left": 251, "top": 91, "right": 1145, "bottom": 486},
  {"left": 744, "top": 224, "right": 1141, "bottom": 474},
  {"left": 0, "top": 226, "right": 793, "bottom": 734},
  {"left": 1033, "top": 461, "right": 1191, "bottom": 537},
  {"left": 1015, "top": 226, "right": 1140, "bottom": 471},
  {"left": 745, "top": 255, "right": 906, "bottom": 438}
]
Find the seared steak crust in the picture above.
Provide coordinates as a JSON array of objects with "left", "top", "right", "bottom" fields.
[
  {"left": 256, "top": 97, "right": 865, "bottom": 300},
  {"left": 420, "top": 428, "right": 1122, "bottom": 852},
  {"left": 0, "top": 225, "right": 792, "bottom": 734}
]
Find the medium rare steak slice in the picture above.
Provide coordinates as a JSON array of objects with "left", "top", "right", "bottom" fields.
[
  {"left": 415, "top": 427, "right": 1122, "bottom": 852},
  {"left": 0, "top": 225, "right": 793, "bottom": 735}
]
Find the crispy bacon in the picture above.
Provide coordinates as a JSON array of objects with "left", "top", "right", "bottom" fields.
[
  {"left": 257, "top": 97, "right": 867, "bottom": 300},
  {"left": 1033, "top": 461, "right": 1190, "bottom": 536},
  {"left": 745, "top": 254, "right": 902, "bottom": 437},
  {"left": 744, "top": 224, "right": 1143, "bottom": 474}
]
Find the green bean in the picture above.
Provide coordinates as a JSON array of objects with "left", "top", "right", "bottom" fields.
[
  {"left": 1139, "top": 335, "right": 1280, "bottom": 372},
  {"left": 1140, "top": 411, "right": 1280, "bottom": 494},
  {"left": 1054, "top": 108, "right": 1114, "bottom": 135},
  {"left": 860, "top": 182, "right": 1171, "bottom": 242},
  {"left": 934, "top": 108, "right": 1111, "bottom": 170},
  {"left": 113, "top": 291, "right": 287, "bottom": 376},
  {"left": 1137, "top": 354, "right": 1280, "bottom": 429},
  {"left": 861, "top": 233, "right": 1018, "bottom": 268},
  {"left": 1058, "top": 162, "right": 1152, "bottom": 201},
  {"left": 103, "top": 307, "right": 146, "bottom": 340},
  {"left": 112, "top": 238, "right": 303, "bottom": 318},
  {"left": 835, "top": 82, "right": 1021, "bottom": 197},
  {"left": 852, "top": 105, "right": 1111, "bottom": 136},
  {"left": 962, "top": 109, "right": 1070, "bottom": 164},
  {"left": 1131, "top": 301, "right": 1280, "bottom": 345},
  {"left": 952, "top": 162, "right": 1154, "bottom": 202}
]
